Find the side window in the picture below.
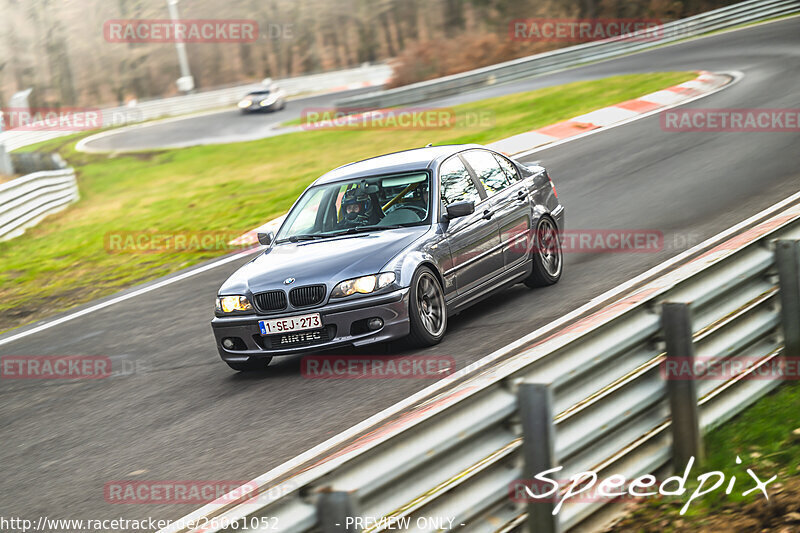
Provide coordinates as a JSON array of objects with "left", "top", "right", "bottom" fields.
[
  {"left": 439, "top": 156, "right": 481, "bottom": 206},
  {"left": 494, "top": 153, "right": 520, "bottom": 182},
  {"left": 463, "top": 150, "right": 512, "bottom": 195}
]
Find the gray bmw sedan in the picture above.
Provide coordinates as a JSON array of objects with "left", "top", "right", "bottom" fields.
[{"left": 212, "top": 144, "right": 564, "bottom": 371}]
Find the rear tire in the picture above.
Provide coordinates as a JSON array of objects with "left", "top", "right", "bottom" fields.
[
  {"left": 525, "top": 215, "right": 563, "bottom": 288},
  {"left": 226, "top": 357, "right": 273, "bottom": 372},
  {"left": 407, "top": 266, "right": 447, "bottom": 347}
]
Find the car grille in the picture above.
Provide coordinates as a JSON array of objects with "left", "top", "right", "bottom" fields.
[
  {"left": 253, "top": 290, "right": 287, "bottom": 312},
  {"left": 256, "top": 325, "right": 336, "bottom": 350},
  {"left": 289, "top": 285, "right": 326, "bottom": 308}
]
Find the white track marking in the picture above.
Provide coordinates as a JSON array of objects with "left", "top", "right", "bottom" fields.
[
  {"left": 0, "top": 247, "right": 262, "bottom": 347},
  {"left": 572, "top": 106, "right": 640, "bottom": 126}
]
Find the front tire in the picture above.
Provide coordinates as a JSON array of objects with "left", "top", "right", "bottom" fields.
[
  {"left": 525, "top": 215, "right": 563, "bottom": 288},
  {"left": 407, "top": 266, "right": 447, "bottom": 347},
  {"left": 226, "top": 357, "right": 273, "bottom": 372}
]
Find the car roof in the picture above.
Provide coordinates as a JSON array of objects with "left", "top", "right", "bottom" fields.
[{"left": 312, "top": 144, "right": 484, "bottom": 185}]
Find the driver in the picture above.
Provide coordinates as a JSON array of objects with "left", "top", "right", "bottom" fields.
[{"left": 339, "top": 189, "right": 373, "bottom": 227}]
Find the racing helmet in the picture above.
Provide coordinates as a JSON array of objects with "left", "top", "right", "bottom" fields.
[{"left": 341, "top": 188, "right": 372, "bottom": 220}]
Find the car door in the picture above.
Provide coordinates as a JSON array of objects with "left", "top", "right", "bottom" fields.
[
  {"left": 439, "top": 155, "right": 503, "bottom": 295},
  {"left": 461, "top": 149, "right": 532, "bottom": 270}
]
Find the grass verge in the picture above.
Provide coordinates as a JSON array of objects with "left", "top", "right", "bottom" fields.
[
  {"left": 608, "top": 380, "right": 800, "bottom": 532},
  {"left": 0, "top": 71, "right": 694, "bottom": 333}
]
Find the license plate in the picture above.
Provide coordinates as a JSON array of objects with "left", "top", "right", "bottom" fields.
[{"left": 259, "top": 313, "right": 322, "bottom": 335}]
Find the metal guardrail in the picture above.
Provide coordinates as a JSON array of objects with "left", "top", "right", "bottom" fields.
[
  {"left": 0, "top": 168, "right": 79, "bottom": 241},
  {"left": 336, "top": 0, "right": 800, "bottom": 110},
  {"left": 159, "top": 192, "right": 800, "bottom": 533},
  {"left": 0, "top": 64, "right": 392, "bottom": 153}
]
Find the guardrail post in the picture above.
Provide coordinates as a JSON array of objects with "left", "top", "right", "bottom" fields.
[
  {"left": 317, "top": 490, "right": 360, "bottom": 533},
  {"left": 662, "top": 302, "right": 704, "bottom": 469},
  {"left": 776, "top": 239, "right": 800, "bottom": 358},
  {"left": 518, "top": 381, "right": 559, "bottom": 533},
  {"left": 0, "top": 143, "right": 14, "bottom": 175}
]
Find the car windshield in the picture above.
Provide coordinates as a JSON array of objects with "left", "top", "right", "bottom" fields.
[
  {"left": 275, "top": 172, "right": 432, "bottom": 242},
  {"left": 247, "top": 90, "right": 270, "bottom": 96}
]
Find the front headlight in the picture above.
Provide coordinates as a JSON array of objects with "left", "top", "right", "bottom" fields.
[
  {"left": 260, "top": 95, "right": 277, "bottom": 106},
  {"left": 238, "top": 99, "right": 252, "bottom": 108},
  {"left": 331, "top": 272, "right": 396, "bottom": 298},
  {"left": 216, "top": 295, "right": 253, "bottom": 313}
]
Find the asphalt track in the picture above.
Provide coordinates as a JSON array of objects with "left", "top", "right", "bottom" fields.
[
  {"left": 79, "top": 86, "right": 380, "bottom": 152},
  {"left": 1, "top": 17, "right": 799, "bottom": 526}
]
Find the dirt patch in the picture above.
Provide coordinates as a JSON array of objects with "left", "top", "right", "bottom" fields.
[{"left": 606, "top": 475, "right": 800, "bottom": 532}]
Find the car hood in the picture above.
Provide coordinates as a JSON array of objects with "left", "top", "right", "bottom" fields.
[{"left": 219, "top": 227, "right": 429, "bottom": 295}]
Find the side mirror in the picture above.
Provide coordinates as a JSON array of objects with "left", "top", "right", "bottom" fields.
[
  {"left": 257, "top": 231, "right": 275, "bottom": 246},
  {"left": 444, "top": 200, "right": 475, "bottom": 220}
]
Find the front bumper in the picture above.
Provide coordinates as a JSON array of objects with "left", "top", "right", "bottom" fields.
[
  {"left": 211, "top": 288, "right": 410, "bottom": 362},
  {"left": 240, "top": 101, "right": 279, "bottom": 112}
]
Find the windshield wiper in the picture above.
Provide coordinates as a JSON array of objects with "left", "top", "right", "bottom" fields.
[
  {"left": 332, "top": 225, "right": 404, "bottom": 235},
  {"left": 275, "top": 234, "right": 333, "bottom": 243},
  {"left": 277, "top": 226, "right": 405, "bottom": 243}
]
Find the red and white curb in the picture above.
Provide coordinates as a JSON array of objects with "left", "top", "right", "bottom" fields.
[
  {"left": 229, "top": 70, "right": 735, "bottom": 247},
  {"left": 486, "top": 71, "right": 731, "bottom": 156}
]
